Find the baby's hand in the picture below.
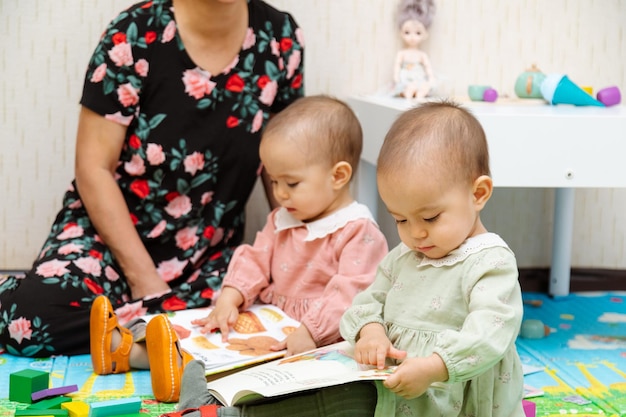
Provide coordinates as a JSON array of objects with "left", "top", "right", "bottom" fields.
[
  {"left": 271, "top": 325, "right": 316, "bottom": 356},
  {"left": 384, "top": 354, "right": 448, "bottom": 399},
  {"left": 191, "top": 303, "right": 239, "bottom": 342},
  {"left": 192, "top": 287, "right": 244, "bottom": 342},
  {"left": 354, "top": 323, "right": 406, "bottom": 369}
]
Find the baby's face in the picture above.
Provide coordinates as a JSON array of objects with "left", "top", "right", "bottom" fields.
[
  {"left": 260, "top": 135, "right": 338, "bottom": 223},
  {"left": 400, "top": 19, "right": 428, "bottom": 48},
  {"left": 378, "top": 170, "right": 482, "bottom": 259}
]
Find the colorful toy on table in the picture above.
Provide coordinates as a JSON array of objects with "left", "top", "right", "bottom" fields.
[
  {"left": 540, "top": 73, "right": 622, "bottom": 107},
  {"left": 514, "top": 64, "right": 546, "bottom": 99},
  {"left": 468, "top": 85, "right": 498, "bottom": 102}
]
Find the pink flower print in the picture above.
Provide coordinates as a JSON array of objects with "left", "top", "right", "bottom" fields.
[
  {"left": 259, "top": 80, "right": 278, "bottom": 106},
  {"left": 117, "top": 83, "right": 139, "bottom": 107},
  {"left": 251, "top": 109, "right": 264, "bottom": 133},
  {"left": 124, "top": 154, "right": 146, "bottom": 176},
  {"left": 105, "top": 111, "right": 133, "bottom": 126},
  {"left": 165, "top": 195, "right": 192, "bottom": 219},
  {"left": 162, "top": 20, "right": 176, "bottom": 43},
  {"left": 91, "top": 63, "right": 107, "bottom": 83},
  {"left": 147, "top": 220, "right": 167, "bottom": 238},
  {"left": 68, "top": 199, "right": 83, "bottom": 209},
  {"left": 278, "top": 57, "right": 284, "bottom": 71},
  {"left": 36, "top": 259, "right": 71, "bottom": 277},
  {"left": 104, "top": 266, "right": 120, "bottom": 282},
  {"left": 73, "top": 257, "right": 102, "bottom": 276},
  {"left": 156, "top": 257, "right": 187, "bottom": 282},
  {"left": 8, "top": 317, "right": 32, "bottom": 344},
  {"left": 58, "top": 243, "right": 84, "bottom": 255},
  {"left": 200, "top": 191, "right": 214, "bottom": 205},
  {"left": 114, "top": 301, "right": 148, "bottom": 326},
  {"left": 221, "top": 56, "right": 239, "bottom": 75},
  {"left": 57, "top": 224, "right": 84, "bottom": 240},
  {"left": 175, "top": 226, "right": 199, "bottom": 250},
  {"left": 295, "top": 28, "right": 305, "bottom": 47},
  {"left": 182, "top": 68, "right": 215, "bottom": 99},
  {"left": 146, "top": 143, "right": 165, "bottom": 165},
  {"left": 184, "top": 152, "right": 205, "bottom": 176},
  {"left": 242, "top": 28, "right": 256, "bottom": 50},
  {"left": 270, "top": 39, "right": 280, "bottom": 56},
  {"left": 187, "top": 269, "right": 201, "bottom": 283},
  {"left": 286, "top": 49, "right": 301, "bottom": 79},
  {"left": 108, "top": 42, "right": 133, "bottom": 67},
  {"left": 135, "top": 58, "right": 149, "bottom": 77}
]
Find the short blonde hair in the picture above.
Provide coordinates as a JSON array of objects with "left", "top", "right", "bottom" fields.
[
  {"left": 262, "top": 95, "right": 363, "bottom": 174},
  {"left": 377, "top": 101, "right": 490, "bottom": 185}
]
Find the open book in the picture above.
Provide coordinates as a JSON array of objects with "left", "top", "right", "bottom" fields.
[
  {"left": 142, "top": 304, "right": 301, "bottom": 377},
  {"left": 205, "top": 340, "right": 396, "bottom": 406}
]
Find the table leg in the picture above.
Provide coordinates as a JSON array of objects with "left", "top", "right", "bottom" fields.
[
  {"left": 549, "top": 188, "right": 575, "bottom": 297},
  {"left": 357, "top": 160, "right": 378, "bottom": 220}
]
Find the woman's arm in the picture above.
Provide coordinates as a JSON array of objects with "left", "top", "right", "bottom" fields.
[{"left": 74, "top": 106, "right": 171, "bottom": 300}]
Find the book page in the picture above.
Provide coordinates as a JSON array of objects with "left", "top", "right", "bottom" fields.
[
  {"left": 206, "top": 341, "right": 395, "bottom": 406},
  {"left": 142, "top": 304, "right": 301, "bottom": 376}
]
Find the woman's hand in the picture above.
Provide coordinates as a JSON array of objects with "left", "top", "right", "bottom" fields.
[
  {"left": 383, "top": 353, "right": 448, "bottom": 399},
  {"left": 270, "top": 324, "right": 316, "bottom": 356}
]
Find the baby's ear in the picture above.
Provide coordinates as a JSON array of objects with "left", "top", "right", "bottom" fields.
[
  {"left": 472, "top": 175, "right": 493, "bottom": 209},
  {"left": 332, "top": 161, "right": 353, "bottom": 189}
]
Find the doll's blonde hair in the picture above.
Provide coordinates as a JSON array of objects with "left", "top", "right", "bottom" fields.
[{"left": 396, "top": 0, "right": 436, "bottom": 30}]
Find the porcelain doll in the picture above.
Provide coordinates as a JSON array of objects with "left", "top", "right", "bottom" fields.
[{"left": 393, "top": 0, "right": 436, "bottom": 99}]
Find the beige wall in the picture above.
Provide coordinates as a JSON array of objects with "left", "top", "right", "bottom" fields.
[{"left": 1, "top": 0, "right": 625, "bottom": 269}]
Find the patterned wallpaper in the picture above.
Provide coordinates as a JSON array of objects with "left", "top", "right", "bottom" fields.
[{"left": 1, "top": 0, "right": 625, "bottom": 269}]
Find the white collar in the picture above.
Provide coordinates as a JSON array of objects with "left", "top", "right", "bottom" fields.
[
  {"left": 274, "top": 201, "right": 377, "bottom": 241},
  {"left": 397, "top": 232, "right": 509, "bottom": 267}
]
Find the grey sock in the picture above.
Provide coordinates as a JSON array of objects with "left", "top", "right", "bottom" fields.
[{"left": 177, "top": 360, "right": 222, "bottom": 412}]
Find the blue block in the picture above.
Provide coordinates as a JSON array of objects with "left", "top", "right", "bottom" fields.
[{"left": 88, "top": 397, "right": 142, "bottom": 417}]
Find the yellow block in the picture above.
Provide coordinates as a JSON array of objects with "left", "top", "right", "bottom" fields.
[
  {"left": 61, "top": 401, "right": 89, "bottom": 417},
  {"left": 581, "top": 86, "right": 593, "bottom": 95}
]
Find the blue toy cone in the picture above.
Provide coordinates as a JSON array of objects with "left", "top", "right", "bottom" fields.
[{"left": 543, "top": 74, "right": 604, "bottom": 106}]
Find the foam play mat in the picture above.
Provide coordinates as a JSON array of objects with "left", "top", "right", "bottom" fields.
[{"left": 1, "top": 291, "right": 625, "bottom": 416}]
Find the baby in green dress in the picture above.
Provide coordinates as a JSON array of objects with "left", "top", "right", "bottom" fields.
[{"left": 340, "top": 100, "right": 526, "bottom": 416}]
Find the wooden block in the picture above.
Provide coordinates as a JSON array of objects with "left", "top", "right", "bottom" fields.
[
  {"left": 88, "top": 397, "right": 141, "bottom": 417},
  {"left": 27, "top": 397, "right": 72, "bottom": 410},
  {"left": 61, "top": 401, "right": 89, "bottom": 417},
  {"left": 522, "top": 399, "right": 536, "bottom": 417},
  {"left": 32, "top": 385, "right": 78, "bottom": 401},
  {"left": 9, "top": 369, "right": 50, "bottom": 404},
  {"left": 14, "top": 409, "right": 69, "bottom": 416}
]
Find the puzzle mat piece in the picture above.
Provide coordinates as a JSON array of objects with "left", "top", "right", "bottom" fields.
[
  {"left": 0, "top": 354, "right": 171, "bottom": 416},
  {"left": 517, "top": 291, "right": 626, "bottom": 416}
]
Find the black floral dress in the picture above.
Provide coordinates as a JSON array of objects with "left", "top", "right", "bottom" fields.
[{"left": 0, "top": 0, "right": 304, "bottom": 357}]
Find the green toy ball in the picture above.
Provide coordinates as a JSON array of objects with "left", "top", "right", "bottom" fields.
[{"left": 520, "top": 319, "right": 549, "bottom": 339}]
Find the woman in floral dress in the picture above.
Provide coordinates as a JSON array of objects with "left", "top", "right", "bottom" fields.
[{"left": 0, "top": 0, "right": 304, "bottom": 357}]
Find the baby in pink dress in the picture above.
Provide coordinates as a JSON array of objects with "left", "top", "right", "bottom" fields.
[{"left": 193, "top": 95, "right": 389, "bottom": 356}]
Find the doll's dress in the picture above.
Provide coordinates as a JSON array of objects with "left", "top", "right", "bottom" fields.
[{"left": 393, "top": 60, "right": 428, "bottom": 96}]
